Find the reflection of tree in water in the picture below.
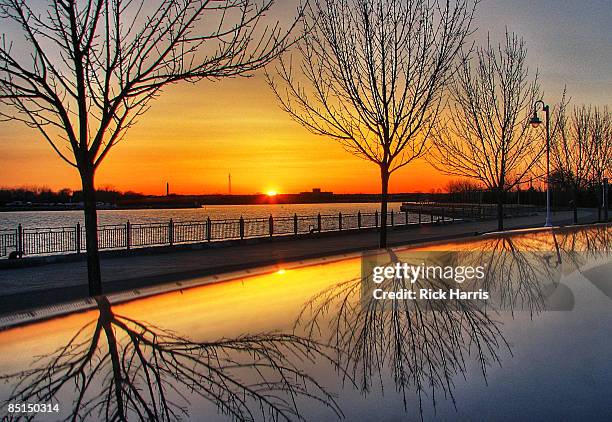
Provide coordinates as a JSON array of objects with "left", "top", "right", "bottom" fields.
[
  {"left": 466, "top": 235, "right": 562, "bottom": 315},
  {"left": 556, "top": 225, "right": 610, "bottom": 269},
  {"left": 295, "top": 252, "right": 509, "bottom": 419},
  {"left": 1, "top": 297, "right": 342, "bottom": 421},
  {"left": 294, "top": 234, "right": 575, "bottom": 419},
  {"left": 556, "top": 225, "right": 611, "bottom": 301},
  {"left": 469, "top": 226, "right": 611, "bottom": 312}
]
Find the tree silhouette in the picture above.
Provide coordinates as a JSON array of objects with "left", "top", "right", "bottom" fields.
[
  {"left": 0, "top": 0, "right": 299, "bottom": 294},
  {"left": 587, "top": 107, "right": 611, "bottom": 220},
  {"left": 268, "top": 0, "right": 477, "bottom": 247},
  {"left": 429, "top": 31, "right": 541, "bottom": 230},
  {"left": 551, "top": 105, "right": 598, "bottom": 223}
]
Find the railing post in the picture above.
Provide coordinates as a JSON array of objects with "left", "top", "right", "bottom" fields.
[
  {"left": 339, "top": 212, "right": 342, "bottom": 231},
  {"left": 358, "top": 211, "right": 362, "bottom": 229},
  {"left": 317, "top": 213, "right": 322, "bottom": 232},
  {"left": 17, "top": 223, "right": 23, "bottom": 255},
  {"left": 441, "top": 207, "right": 445, "bottom": 224},
  {"left": 375, "top": 211, "right": 379, "bottom": 228},
  {"left": 239, "top": 216, "right": 245, "bottom": 239},
  {"left": 405, "top": 210, "right": 409, "bottom": 226},
  {"left": 126, "top": 221, "right": 131, "bottom": 250},
  {"left": 268, "top": 215, "right": 274, "bottom": 237},
  {"left": 391, "top": 211, "right": 394, "bottom": 227},
  {"left": 76, "top": 222, "right": 81, "bottom": 254},
  {"left": 206, "top": 217, "right": 212, "bottom": 242},
  {"left": 293, "top": 214, "right": 298, "bottom": 235},
  {"left": 418, "top": 206, "right": 422, "bottom": 225},
  {"left": 169, "top": 219, "right": 174, "bottom": 246}
]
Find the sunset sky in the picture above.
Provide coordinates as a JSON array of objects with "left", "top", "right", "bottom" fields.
[{"left": 0, "top": 0, "right": 610, "bottom": 195}]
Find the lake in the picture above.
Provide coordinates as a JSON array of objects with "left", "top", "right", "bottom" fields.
[{"left": 0, "top": 202, "right": 406, "bottom": 229}]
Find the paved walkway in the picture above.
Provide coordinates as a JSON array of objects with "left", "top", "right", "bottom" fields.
[{"left": 0, "top": 210, "right": 600, "bottom": 314}]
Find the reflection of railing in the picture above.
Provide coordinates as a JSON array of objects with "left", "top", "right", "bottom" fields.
[{"left": 2, "top": 210, "right": 443, "bottom": 258}]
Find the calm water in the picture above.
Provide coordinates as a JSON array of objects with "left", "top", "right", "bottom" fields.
[
  {"left": 0, "top": 202, "right": 404, "bottom": 229},
  {"left": 0, "top": 225, "right": 610, "bottom": 421}
]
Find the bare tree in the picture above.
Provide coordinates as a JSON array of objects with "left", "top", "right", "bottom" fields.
[
  {"left": 0, "top": 0, "right": 298, "bottom": 294},
  {"left": 551, "top": 105, "right": 594, "bottom": 223},
  {"left": 588, "top": 106, "right": 611, "bottom": 219},
  {"left": 429, "top": 31, "right": 541, "bottom": 230},
  {"left": 268, "top": 0, "right": 477, "bottom": 247}
]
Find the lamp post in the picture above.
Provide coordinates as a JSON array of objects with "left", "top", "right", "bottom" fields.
[{"left": 529, "top": 100, "right": 552, "bottom": 227}]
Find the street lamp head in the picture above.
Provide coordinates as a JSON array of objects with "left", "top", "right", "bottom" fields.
[{"left": 529, "top": 110, "right": 542, "bottom": 128}]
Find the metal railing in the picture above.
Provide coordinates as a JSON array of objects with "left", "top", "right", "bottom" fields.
[
  {"left": 0, "top": 203, "right": 521, "bottom": 259},
  {"left": 1, "top": 210, "right": 418, "bottom": 258},
  {"left": 399, "top": 202, "right": 538, "bottom": 221}
]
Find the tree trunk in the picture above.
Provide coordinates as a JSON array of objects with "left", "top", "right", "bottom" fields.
[
  {"left": 597, "top": 181, "right": 602, "bottom": 222},
  {"left": 572, "top": 186, "right": 578, "bottom": 224},
  {"left": 81, "top": 170, "right": 102, "bottom": 296},
  {"left": 496, "top": 187, "right": 504, "bottom": 231},
  {"left": 379, "top": 167, "right": 390, "bottom": 248}
]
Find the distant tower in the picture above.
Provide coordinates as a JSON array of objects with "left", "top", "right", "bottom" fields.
[
  {"left": 166, "top": 182, "right": 169, "bottom": 196},
  {"left": 228, "top": 173, "right": 232, "bottom": 195}
]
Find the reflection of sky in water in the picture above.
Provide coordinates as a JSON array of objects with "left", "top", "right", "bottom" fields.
[{"left": 0, "top": 225, "right": 610, "bottom": 421}]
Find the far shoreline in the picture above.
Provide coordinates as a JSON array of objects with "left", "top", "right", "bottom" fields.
[
  {"left": 0, "top": 193, "right": 432, "bottom": 212},
  {"left": 0, "top": 201, "right": 396, "bottom": 212}
]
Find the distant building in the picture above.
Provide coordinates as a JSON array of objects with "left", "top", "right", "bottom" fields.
[{"left": 298, "top": 188, "right": 333, "bottom": 201}]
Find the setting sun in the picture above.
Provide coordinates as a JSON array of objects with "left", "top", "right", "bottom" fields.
[{"left": 266, "top": 190, "right": 278, "bottom": 197}]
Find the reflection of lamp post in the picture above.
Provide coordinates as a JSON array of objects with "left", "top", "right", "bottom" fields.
[{"left": 529, "top": 100, "right": 552, "bottom": 227}]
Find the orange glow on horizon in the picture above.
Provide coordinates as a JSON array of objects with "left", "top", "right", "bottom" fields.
[{"left": 0, "top": 74, "right": 452, "bottom": 195}]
